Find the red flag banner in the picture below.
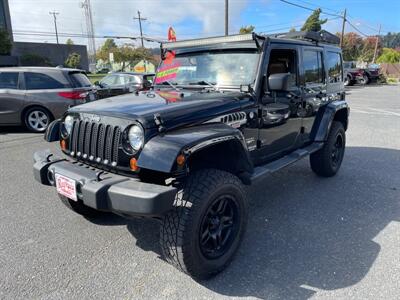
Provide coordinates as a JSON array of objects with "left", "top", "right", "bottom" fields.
[{"left": 168, "top": 27, "right": 176, "bottom": 42}]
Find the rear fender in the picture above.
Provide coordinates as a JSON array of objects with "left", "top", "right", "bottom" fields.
[{"left": 311, "top": 101, "right": 349, "bottom": 142}]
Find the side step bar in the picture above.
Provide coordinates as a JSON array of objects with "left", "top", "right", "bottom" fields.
[{"left": 250, "top": 142, "right": 323, "bottom": 183}]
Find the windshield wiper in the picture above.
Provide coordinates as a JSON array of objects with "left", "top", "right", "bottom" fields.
[
  {"left": 156, "top": 81, "right": 180, "bottom": 91},
  {"left": 188, "top": 81, "right": 220, "bottom": 92}
]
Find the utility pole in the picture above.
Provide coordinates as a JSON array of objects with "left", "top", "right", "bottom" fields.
[
  {"left": 340, "top": 9, "right": 347, "bottom": 48},
  {"left": 49, "top": 11, "right": 59, "bottom": 44},
  {"left": 372, "top": 24, "right": 381, "bottom": 63},
  {"left": 81, "top": 0, "right": 96, "bottom": 71},
  {"left": 134, "top": 11, "right": 147, "bottom": 48},
  {"left": 225, "top": 0, "right": 229, "bottom": 36}
]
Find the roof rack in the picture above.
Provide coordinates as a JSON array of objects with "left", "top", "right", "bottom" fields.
[
  {"left": 161, "top": 33, "right": 265, "bottom": 50},
  {"left": 267, "top": 30, "right": 340, "bottom": 45}
]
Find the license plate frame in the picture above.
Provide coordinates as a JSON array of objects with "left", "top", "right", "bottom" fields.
[{"left": 55, "top": 173, "right": 78, "bottom": 201}]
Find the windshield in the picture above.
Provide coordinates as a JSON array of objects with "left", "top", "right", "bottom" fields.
[{"left": 155, "top": 50, "right": 260, "bottom": 88}]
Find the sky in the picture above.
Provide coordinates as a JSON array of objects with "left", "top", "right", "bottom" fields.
[{"left": 8, "top": 0, "right": 400, "bottom": 49}]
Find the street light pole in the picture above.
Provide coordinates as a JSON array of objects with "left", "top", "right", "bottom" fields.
[
  {"left": 225, "top": 0, "right": 229, "bottom": 36},
  {"left": 49, "top": 11, "right": 60, "bottom": 44}
]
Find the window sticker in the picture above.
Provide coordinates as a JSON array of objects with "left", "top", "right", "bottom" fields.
[{"left": 155, "top": 62, "right": 180, "bottom": 84}]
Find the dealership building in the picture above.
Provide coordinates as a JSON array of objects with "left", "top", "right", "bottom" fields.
[{"left": 0, "top": 0, "right": 89, "bottom": 70}]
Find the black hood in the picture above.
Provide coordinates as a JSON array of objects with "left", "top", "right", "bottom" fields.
[{"left": 69, "top": 89, "right": 250, "bottom": 129}]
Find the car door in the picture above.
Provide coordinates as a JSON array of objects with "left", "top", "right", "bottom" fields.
[
  {"left": 256, "top": 44, "right": 303, "bottom": 162},
  {"left": 0, "top": 71, "right": 25, "bottom": 125},
  {"left": 300, "top": 47, "right": 327, "bottom": 142}
]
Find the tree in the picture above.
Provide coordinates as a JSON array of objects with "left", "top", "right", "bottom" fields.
[
  {"left": 377, "top": 48, "right": 400, "bottom": 63},
  {"left": 0, "top": 29, "right": 12, "bottom": 55},
  {"left": 96, "top": 38, "right": 117, "bottom": 61},
  {"left": 239, "top": 25, "right": 255, "bottom": 34},
  {"left": 382, "top": 32, "right": 400, "bottom": 49},
  {"left": 20, "top": 54, "right": 52, "bottom": 66},
  {"left": 64, "top": 52, "right": 81, "bottom": 68},
  {"left": 66, "top": 38, "right": 74, "bottom": 45},
  {"left": 301, "top": 8, "right": 327, "bottom": 32},
  {"left": 359, "top": 36, "right": 381, "bottom": 62},
  {"left": 113, "top": 45, "right": 155, "bottom": 71},
  {"left": 289, "top": 27, "right": 296, "bottom": 33},
  {"left": 341, "top": 32, "right": 363, "bottom": 61}
]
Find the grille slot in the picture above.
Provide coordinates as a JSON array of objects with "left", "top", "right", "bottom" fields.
[{"left": 68, "top": 120, "right": 121, "bottom": 165}]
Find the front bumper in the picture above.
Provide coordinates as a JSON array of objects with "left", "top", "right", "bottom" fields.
[{"left": 33, "top": 150, "right": 177, "bottom": 217}]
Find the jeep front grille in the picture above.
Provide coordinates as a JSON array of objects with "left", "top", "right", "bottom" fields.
[{"left": 68, "top": 120, "right": 121, "bottom": 165}]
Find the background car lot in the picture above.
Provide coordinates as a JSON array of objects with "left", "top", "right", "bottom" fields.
[{"left": 0, "top": 85, "right": 399, "bottom": 299}]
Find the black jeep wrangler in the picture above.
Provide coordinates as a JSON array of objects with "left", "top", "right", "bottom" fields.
[{"left": 34, "top": 30, "right": 349, "bottom": 279}]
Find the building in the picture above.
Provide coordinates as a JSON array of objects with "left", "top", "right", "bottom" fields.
[{"left": 0, "top": 0, "right": 89, "bottom": 70}]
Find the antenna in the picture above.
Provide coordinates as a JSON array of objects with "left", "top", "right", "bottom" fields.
[{"left": 81, "top": 0, "right": 96, "bottom": 71}]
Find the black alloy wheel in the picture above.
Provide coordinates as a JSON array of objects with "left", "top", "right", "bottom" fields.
[{"left": 199, "top": 195, "right": 240, "bottom": 259}]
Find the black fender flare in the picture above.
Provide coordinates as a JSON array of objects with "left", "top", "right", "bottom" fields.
[
  {"left": 136, "top": 123, "right": 253, "bottom": 175},
  {"left": 311, "top": 100, "right": 349, "bottom": 142}
]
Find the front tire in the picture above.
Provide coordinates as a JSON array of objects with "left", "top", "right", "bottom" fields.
[
  {"left": 160, "top": 169, "right": 248, "bottom": 280},
  {"left": 310, "top": 121, "right": 346, "bottom": 177}
]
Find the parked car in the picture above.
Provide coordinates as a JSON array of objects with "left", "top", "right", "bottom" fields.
[
  {"left": 364, "top": 63, "right": 381, "bottom": 82},
  {"left": 343, "top": 61, "right": 368, "bottom": 86},
  {"left": 34, "top": 30, "right": 348, "bottom": 279},
  {"left": 95, "top": 72, "right": 155, "bottom": 99},
  {"left": 0, "top": 67, "right": 96, "bottom": 132}
]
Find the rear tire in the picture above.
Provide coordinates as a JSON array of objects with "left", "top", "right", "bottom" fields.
[
  {"left": 160, "top": 169, "right": 248, "bottom": 280},
  {"left": 310, "top": 121, "right": 346, "bottom": 177},
  {"left": 24, "top": 107, "right": 52, "bottom": 133},
  {"left": 58, "top": 194, "right": 103, "bottom": 217},
  {"left": 344, "top": 75, "right": 352, "bottom": 86}
]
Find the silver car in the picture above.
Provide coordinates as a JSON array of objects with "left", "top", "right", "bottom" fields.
[{"left": 0, "top": 67, "right": 96, "bottom": 132}]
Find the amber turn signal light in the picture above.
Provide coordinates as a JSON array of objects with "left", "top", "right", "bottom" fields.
[
  {"left": 176, "top": 154, "right": 186, "bottom": 166},
  {"left": 130, "top": 157, "right": 139, "bottom": 171},
  {"left": 60, "top": 139, "right": 67, "bottom": 151}
]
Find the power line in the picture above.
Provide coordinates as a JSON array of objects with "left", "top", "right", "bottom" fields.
[{"left": 279, "top": 0, "right": 342, "bottom": 18}]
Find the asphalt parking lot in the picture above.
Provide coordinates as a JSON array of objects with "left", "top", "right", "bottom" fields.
[{"left": 0, "top": 84, "right": 399, "bottom": 300}]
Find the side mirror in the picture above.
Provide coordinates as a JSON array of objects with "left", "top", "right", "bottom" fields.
[{"left": 268, "top": 73, "right": 291, "bottom": 92}]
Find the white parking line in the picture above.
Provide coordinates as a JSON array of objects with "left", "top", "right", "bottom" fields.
[{"left": 351, "top": 107, "right": 400, "bottom": 117}]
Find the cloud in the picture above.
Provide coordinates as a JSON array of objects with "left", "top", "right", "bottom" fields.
[{"left": 9, "top": 0, "right": 249, "bottom": 48}]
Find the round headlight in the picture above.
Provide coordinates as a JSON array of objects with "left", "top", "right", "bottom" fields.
[
  {"left": 128, "top": 124, "right": 144, "bottom": 152},
  {"left": 64, "top": 115, "right": 74, "bottom": 135}
]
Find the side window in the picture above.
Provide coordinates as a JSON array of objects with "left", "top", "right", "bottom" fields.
[
  {"left": 128, "top": 75, "right": 141, "bottom": 84},
  {"left": 267, "top": 48, "right": 298, "bottom": 88},
  {"left": 25, "top": 72, "right": 67, "bottom": 90},
  {"left": 303, "top": 50, "right": 324, "bottom": 85},
  {"left": 327, "top": 52, "right": 342, "bottom": 83},
  {"left": 0, "top": 72, "right": 19, "bottom": 89}
]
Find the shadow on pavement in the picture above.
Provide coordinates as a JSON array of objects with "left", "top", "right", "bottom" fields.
[
  {"left": 0, "top": 126, "right": 33, "bottom": 135},
  {"left": 87, "top": 146, "right": 400, "bottom": 299}
]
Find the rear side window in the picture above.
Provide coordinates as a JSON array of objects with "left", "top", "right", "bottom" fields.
[
  {"left": 128, "top": 75, "right": 141, "bottom": 84},
  {"left": 303, "top": 50, "right": 324, "bottom": 85},
  {"left": 0, "top": 72, "right": 19, "bottom": 89},
  {"left": 24, "top": 72, "right": 68, "bottom": 90},
  {"left": 327, "top": 52, "right": 342, "bottom": 83},
  {"left": 69, "top": 72, "right": 92, "bottom": 87}
]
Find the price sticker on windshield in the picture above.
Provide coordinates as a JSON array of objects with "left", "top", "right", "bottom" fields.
[{"left": 155, "top": 62, "right": 180, "bottom": 84}]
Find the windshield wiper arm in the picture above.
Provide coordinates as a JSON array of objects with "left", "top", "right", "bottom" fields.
[
  {"left": 189, "top": 81, "right": 220, "bottom": 92},
  {"left": 156, "top": 81, "right": 180, "bottom": 91}
]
